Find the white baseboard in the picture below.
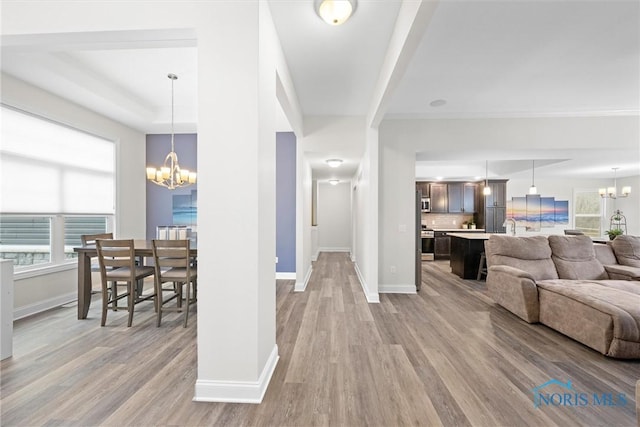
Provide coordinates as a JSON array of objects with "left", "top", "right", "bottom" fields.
[
  {"left": 311, "top": 250, "right": 319, "bottom": 262},
  {"left": 13, "top": 292, "right": 77, "bottom": 320},
  {"left": 193, "top": 344, "right": 279, "bottom": 404},
  {"left": 353, "top": 262, "right": 379, "bottom": 303},
  {"left": 318, "top": 247, "right": 351, "bottom": 253},
  {"left": 294, "top": 266, "right": 312, "bottom": 292},
  {"left": 379, "top": 284, "right": 417, "bottom": 294},
  {"left": 275, "top": 272, "right": 296, "bottom": 280}
]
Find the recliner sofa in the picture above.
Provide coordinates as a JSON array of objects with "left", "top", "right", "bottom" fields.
[{"left": 485, "top": 234, "right": 640, "bottom": 359}]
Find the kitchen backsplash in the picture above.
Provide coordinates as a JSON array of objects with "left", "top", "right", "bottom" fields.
[{"left": 422, "top": 213, "right": 475, "bottom": 229}]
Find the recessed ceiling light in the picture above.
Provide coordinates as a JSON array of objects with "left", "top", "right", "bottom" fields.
[
  {"left": 429, "top": 99, "right": 447, "bottom": 107},
  {"left": 329, "top": 179, "right": 340, "bottom": 185},
  {"left": 326, "top": 159, "right": 343, "bottom": 168},
  {"left": 435, "top": 176, "right": 443, "bottom": 181}
]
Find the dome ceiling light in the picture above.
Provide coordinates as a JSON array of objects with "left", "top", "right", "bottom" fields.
[
  {"left": 326, "top": 159, "right": 343, "bottom": 168},
  {"left": 315, "top": 0, "right": 357, "bottom": 26}
]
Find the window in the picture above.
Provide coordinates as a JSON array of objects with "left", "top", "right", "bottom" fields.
[
  {"left": 573, "top": 190, "right": 602, "bottom": 237},
  {"left": 0, "top": 105, "right": 115, "bottom": 271}
]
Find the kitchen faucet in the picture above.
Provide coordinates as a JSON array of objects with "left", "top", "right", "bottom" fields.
[{"left": 503, "top": 218, "right": 517, "bottom": 235}]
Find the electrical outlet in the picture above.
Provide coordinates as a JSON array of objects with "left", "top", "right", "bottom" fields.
[{"left": 452, "top": 220, "right": 457, "bottom": 225}]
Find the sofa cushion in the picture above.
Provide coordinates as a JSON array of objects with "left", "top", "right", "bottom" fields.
[
  {"left": 548, "top": 235, "right": 607, "bottom": 280},
  {"left": 594, "top": 243, "right": 618, "bottom": 265},
  {"left": 612, "top": 235, "right": 640, "bottom": 268},
  {"left": 537, "top": 279, "right": 640, "bottom": 358},
  {"left": 486, "top": 235, "right": 558, "bottom": 281}
]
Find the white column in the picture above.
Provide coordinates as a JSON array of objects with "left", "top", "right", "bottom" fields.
[
  {"left": 195, "top": 2, "right": 278, "bottom": 403},
  {"left": 1, "top": 260, "right": 14, "bottom": 360}
]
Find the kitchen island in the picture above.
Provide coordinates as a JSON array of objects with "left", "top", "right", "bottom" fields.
[{"left": 448, "top": 232, "right": 493, "bottom": 279}]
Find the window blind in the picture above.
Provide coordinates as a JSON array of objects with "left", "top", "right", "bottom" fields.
[{"left": 0, "top": 105, "right": 115, "bottom": 214}]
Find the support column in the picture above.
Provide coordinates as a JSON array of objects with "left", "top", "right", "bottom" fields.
[{"left": 195, "top": 1, "right": 278, "bottom": 403}]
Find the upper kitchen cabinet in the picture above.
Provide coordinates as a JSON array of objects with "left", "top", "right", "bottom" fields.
[
  {"left": 416, "top": 182, "right": 430, "bottom": 198},
  {"left": 480, "top": 179, "right": 508, "bottom": 233},
  {"left": 429, "top": 183, "right": 448, "bottom": 213},
  {"left": 485, "top": 180, "right": 508, "bottom": 207},
  {"left": 448, "top": 183, "right": 477, "bottom": 213}
]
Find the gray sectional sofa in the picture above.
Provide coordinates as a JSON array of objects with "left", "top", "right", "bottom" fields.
[{"left": 485, "top": 234, "right": 640, "bottom": 359}]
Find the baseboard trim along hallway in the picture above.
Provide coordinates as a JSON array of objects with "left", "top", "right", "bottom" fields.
[{"left": 193, "top": 344, "right": 279, "bottom": 404}]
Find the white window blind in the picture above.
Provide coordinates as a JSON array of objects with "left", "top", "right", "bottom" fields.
[{"left": 0, "top": 105, "right": 115, "bottom": 214}]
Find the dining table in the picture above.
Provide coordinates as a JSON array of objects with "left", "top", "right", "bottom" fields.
[{"left": 73, "top": 239, "right": 197, "bottom": 319}]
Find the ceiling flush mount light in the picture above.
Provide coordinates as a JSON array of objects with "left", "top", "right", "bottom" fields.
[
  {"left": 326, "top": 158, "right": 343, "bottom": 168},
  {"left": 315, "top": 0, "right": 357, "bottom": 26},
  {"left": 483, "top": 160, "right": 491, "bottom": 196},
  {"left": 329, "top": 179, "right": 340, "bottom": 185},
  {"left": 599, "top": 167, "right": 631, "bottom": 199},
  {"left": 146, "top": 74, "right": 197, "bottom": 190},
  {"left": 529, "top": 160, "right": 538, "bottom": 195}
]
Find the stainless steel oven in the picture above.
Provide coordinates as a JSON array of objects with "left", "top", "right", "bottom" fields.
[{"left": 421, "top": 229, "right": 434, "bottom": 261}]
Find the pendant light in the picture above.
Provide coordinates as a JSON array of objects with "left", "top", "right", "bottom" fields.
[
  {"left": 599, "top": 167, "right": 631, "bottom": 199},
  {"left": 483, "top": 160, "right": 491, "bottom": 196},
  {"left": 529, "top": 160, "right": 538, "bottom": 195},
  {"left": 146, "top": 73, "right": 196, "bottom": 189}
]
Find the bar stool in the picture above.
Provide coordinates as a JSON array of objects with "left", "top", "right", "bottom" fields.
[{"left": 477, "top": 252, "right": 487, "bottom": 281}]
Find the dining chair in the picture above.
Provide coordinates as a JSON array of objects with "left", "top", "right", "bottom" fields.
[
  {"left": 95, "top": 239, "right": 155, "bottom": 327},
  {"left": 80, "top": 233, "right": 124, "bottom": 310},
  {"left": 152, "top": 239, "right": 197, "bottom": 328}
]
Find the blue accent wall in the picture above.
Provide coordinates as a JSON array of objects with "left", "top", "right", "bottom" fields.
[
  {"left": 145, "top": 133, "right": 198, "bottom": 240},
  {"left": 276, "top": 132, "right": 296, "bottom": 273}
]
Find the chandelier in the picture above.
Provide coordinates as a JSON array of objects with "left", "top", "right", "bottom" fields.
[
  {"left": 146, "top": 73, "right": 196, "bottom": 190},
  {"left": 599, "top": 167, "right": 630, "bottom": 199}
]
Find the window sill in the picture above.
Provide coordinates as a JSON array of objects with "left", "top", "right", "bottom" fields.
[{"left": 14, "top": 262, "right": 77, "bottom": 281}]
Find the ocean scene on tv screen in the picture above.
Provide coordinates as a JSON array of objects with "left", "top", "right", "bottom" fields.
[{"left": 173, "top": 190, "right": 197, "bottom": 226}]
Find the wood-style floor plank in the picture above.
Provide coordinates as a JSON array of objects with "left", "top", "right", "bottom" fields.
[{"left": 1, "top": 254, "right": 639, "bottom": 426}]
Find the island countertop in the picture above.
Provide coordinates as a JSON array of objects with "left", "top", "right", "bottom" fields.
[{"left": 447, "top": 232, "right": 493, "bottom": 239}]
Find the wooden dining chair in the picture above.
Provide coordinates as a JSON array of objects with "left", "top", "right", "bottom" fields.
[
  {"left": 95, "top": 239, "right": 155, "bottom": 327},
  {"left": 152, "top": 239, "right": 197, "bottom": 328},
  {"left": 80, "top": 233, "right": 123, "bottom": 309}
]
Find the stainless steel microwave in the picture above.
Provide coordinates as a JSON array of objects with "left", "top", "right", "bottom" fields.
[{"left": 421, "top": 197, "right": 430, "bottom": 212}]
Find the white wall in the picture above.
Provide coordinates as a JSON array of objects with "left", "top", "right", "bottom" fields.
[
  {"left": 317, "top": 182, "right": 351, "bottom": 252},
  {"left": 1, "top": 73, "right": 146, "bottom": 318},
  {"left": 351, "top": 126, "right": 380, "bottom": 302},
  {"left": 296, "top": 157, "right": 313, "bottom": 291},
  {"left": 378, "top": 116, "right": 640, "bottom": 290}
]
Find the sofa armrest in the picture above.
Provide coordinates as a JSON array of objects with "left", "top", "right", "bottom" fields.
[
  {"left": 486, "top": 265, "right": 540, "bottom": 323},
  {"left": 604, "top": 264, "right": 640, "bottom": 281}
]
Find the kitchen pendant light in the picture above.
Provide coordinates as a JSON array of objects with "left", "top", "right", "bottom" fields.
[
  {"left": 483, "top": 160, "right": 491, "bottom": 196},
  {"left": 146, "top": 73, "right": 196, "bottom": 190},
  {"left": 529, "top": 160, "right": 538, "bottom": 195}
]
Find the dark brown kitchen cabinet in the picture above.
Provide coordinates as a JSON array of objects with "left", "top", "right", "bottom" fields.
[
  {"left": 434, "top": 231, "right": 450, "bottom": 259},
  {"left": 430, "top": 183, "right": 448, "bottom": 213},
  {"left": 416, "top": 182, "right": 430, "bottom": 198},
  {"left": 448, "top": 183, "right": 477, "bottom": 213},
  {"left": 486, "top": 180, "right": 507, "bottom": 208},
  {"left": 481, "top": 180, "right": 508, "bottom": 233}
]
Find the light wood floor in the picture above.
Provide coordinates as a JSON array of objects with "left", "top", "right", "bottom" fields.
[{"left": 1, "top": 253, "right": 639, "bottom": 426}]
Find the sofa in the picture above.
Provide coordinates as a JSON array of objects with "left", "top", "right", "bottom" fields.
[{"left": 485, "top": 234, "right": 640, "bottom": 359}]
